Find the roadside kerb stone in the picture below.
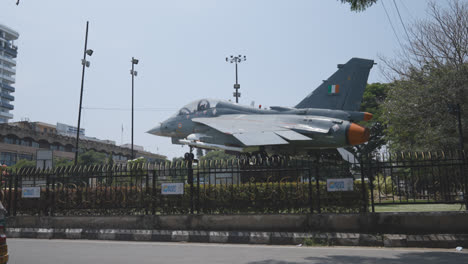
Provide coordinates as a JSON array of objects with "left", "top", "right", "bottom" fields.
[
  {"left": 292, "top": 232, "right": 309, "bottom": 245},
  {"left": 383, "top": 234, "right": 407, "bottom": 247},
  {"left": 81, "top": 229, "right": 99, "bottom": 240},
  {"left": 227, "top": 231, "right": 250, "bottom": 244},
  {"left": 115, "top": 229, "right": 133, "bottom": 241},
  {"left": 6, "top": 227, "right": 468, "bottom": 248},
  {"left": 65, "top": 228, "right": 83, "bottom": 239},
  {"left": 132, "top": 230, "right": 152, "bottom": 241},
  {"left": 36, "top": 228, "right": 54, "bottom": 239},
  {"left": 271, "top": 232, "right": 294, "bottom": 245},
  {"left": 335, "top": 233, "right": 360, "bottom": 246},
  {"left": 188, "top": 230, "right": 209, "bottom": 243},
  {"left": 151, "top": 230, "right": 172, "bottom": 242},
  {"left": 209, "top": 231, "right": 229, "bottom": 243},
  {"left": 249, "top": 232, "right": 270, "bottom": 244},
  {"left": 171, "top": 230, "right": 189, "bottom": 242},
  {"left": 19, "top": 228, "right": 37, "bottom": 239},
  {"left": 6, "top": 228, "right": 21, "bottom": 238},
  {"left": 97, "top": 229, "right": 116, "bottom": 240},
  {"left": 359, "top": 233, "right": 383, "bottom": 247}
]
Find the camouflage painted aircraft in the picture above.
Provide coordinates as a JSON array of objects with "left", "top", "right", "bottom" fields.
[{"left": 148, "top": 58, "right": 374, "bottom": 159}]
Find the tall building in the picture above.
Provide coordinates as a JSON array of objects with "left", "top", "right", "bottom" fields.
[{"left": 0, "top": 24, "right": 18, "bottom": 123}]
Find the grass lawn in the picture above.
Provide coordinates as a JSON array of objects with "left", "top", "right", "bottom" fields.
[{"left": 373, "top": 203, "right": 466, "bottom": 212}]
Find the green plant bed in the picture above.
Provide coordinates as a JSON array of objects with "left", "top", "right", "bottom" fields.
[{"left": 373, "top": 203, "right": 466, "bottom": 212}]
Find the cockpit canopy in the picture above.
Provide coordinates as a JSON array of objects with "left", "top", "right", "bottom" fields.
[{"left": 175, "top": 99, "right": 221, "bottom": 116}]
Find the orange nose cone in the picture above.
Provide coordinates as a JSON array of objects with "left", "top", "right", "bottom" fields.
[
  {"left": 347, "top": 123, "right": 370, "bottom": 145},
  {"left": 363, "top": 112, "right": 373, "bottom": 121}
]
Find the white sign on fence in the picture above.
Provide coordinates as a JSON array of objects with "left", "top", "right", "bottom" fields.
[
  {"left": 22, "top": 187, "right": 41, "bottom": 198},
  {"left": 326, "top": 178, "right": 354, "bottom": 192},
  {"left": 161, "top": 183, "right": 184, "bottom": 195}
]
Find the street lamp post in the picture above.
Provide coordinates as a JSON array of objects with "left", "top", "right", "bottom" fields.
[
  {"left": 130, "top": 57, "right": 139, "bottom": 160},
  {"left": 74, "top": 21, "right": 93, "bottom": 165},
  {"left": 226, "top": 55, "right": 246, "bottom": 103}
]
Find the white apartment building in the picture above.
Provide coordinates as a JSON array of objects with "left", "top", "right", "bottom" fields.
[{"left": 0, "top": 24, "right": 18, "bottom": 123}]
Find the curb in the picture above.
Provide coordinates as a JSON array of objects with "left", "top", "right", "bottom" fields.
[{"left": 6, "top": 228, "right": 468, "bottom": 248}]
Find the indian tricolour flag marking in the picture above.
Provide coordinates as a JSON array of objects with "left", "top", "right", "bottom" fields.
[{"left": 328, "top": 84, "right": 339, "bottom": 94}]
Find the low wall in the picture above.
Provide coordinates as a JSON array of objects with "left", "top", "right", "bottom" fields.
[{"left": 7, "top": 212, "right": 468, "bottom": 234}]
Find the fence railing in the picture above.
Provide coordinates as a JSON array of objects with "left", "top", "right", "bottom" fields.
[{"left": 1, "top": 151, "right": 467, "bottom": 216}]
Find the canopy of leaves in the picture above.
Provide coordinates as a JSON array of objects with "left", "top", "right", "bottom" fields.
[
  {"left": 78, "top": 150, "right": 108, "bottom": 166},
  {"left": 9, "top": 159, "right": 35, "bottom": 170},
  {"left": 348, "top": 83, "right": 389, "bottom": 157},
  {"left": 381, "top": 0, "right": 468, "bottom": 151},
  {"left": 199, "top": 150, "right": 235, "bottom": 161},
  {"left": 339, "top": 0, "right": 377, "bottom": 11}
]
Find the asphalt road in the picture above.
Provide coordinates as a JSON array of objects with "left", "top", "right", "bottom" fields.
[{"left": 7, "top": 239, "right": 468, "bottom": 264}]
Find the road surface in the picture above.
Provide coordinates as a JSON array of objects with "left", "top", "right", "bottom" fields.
[{"left": 8, "top": 239, "right": 468, "bottom": 264}]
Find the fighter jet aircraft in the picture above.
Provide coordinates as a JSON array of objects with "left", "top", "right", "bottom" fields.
[{"left": 148, "top": 58, "right": 374, "bottom": 158}]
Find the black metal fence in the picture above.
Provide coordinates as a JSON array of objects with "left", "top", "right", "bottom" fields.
[{"left": 1, "top": 151, "right": 467, "bottom": 216}]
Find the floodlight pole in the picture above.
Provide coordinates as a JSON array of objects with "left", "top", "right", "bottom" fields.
[
  {"left": 226, "top": 55, "right": 246, "bottom": 103},
  {"left": 74, "top": 21, "right": 91, "bottom": 166},
  {"left": 130, "top": 57, "right": 139, "bottom": 160}
]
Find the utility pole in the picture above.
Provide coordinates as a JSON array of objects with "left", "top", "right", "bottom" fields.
[
  {"left": 130, "top": 57, "right": 139, "bottom": 160},
  {"left": 226, "top": 55, "right": 246, "bottom": 103},
  {"left": 74, "top": 21, "right": 93, "bottom": 165}
]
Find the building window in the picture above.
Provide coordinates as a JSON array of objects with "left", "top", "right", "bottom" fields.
[
  {"left": 18, "top": 153, "right": 33, "bottom": 161},
  {"left": 20, "top": 139, "right": 30, "bottom": 146},
  {"left": 0, "top": 152, "right": 16, "bottom": 166},
  {"left": 3, "top": 136, "right": 19, "bottom": 145},
  {"left": 3, "top": 137, "right": 14, "bottom": 144},
  {"left": 32, "top": 141, "right": 39, "bottom": 148}
]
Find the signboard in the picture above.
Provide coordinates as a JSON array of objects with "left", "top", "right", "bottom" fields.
[
  {"left": 22, "top": 187, "right": 41, "bottom": 198},
  {"left": 327, "top": 178, "right": 354, "bottom": 192},
  {"left": 161, "top": 183, "right": 184, "bottom": 195},
  {"left": 36, "top": 150, "right": 53, "bottom": 170}
]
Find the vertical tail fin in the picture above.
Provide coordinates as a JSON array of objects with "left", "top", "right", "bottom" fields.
[{"left": 295, "top": 58, "right": 374, "bottom": 111}]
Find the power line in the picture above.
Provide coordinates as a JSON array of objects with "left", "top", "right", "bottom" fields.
[
  {"left": 381, "top": 0, "right": 406, "bottom": 52},
  {"left": 392, "top": 0, "right": 411, "bottom": 41},
  {"left": 392, "top": 0, "right": 415, "bottom": 52},
  {"left": 398, "top": 0, "right": 415, "bottom": 21},
  {"left": 82, "top": 107, "right": 177, "bottom": 112}
]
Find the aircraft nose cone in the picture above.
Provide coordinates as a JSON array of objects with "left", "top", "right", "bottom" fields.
[
  {"left": 147, "top": 124, "right": 162, "bottom": 136},
  {"left": 347, "top": 123, "right": 370, "bottom": 145}
]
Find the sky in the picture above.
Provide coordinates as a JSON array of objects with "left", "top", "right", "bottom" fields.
[{"left": 0, "top": 0, "right": 449, "bottom": 159}]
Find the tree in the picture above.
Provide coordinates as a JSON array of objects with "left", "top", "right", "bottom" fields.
[
  {"left": 77, "top": 150, "right": 108, "bottom": 166},
  {"left": 347, "top": 83, "right": 389, "bottom": 157},
  {"left": 339, "top": 0, "right": 377, "bottom": 12},
  {"left": 196, "top": 148, "right": 204, "bottom": 159},
  {"left": 54, "top": 157, "right": 73, "bottom": 167},
  {"left": 10, "top": 159, "right": 35, "bottom": 170},
  {"left": 199, "top": 150, "right": 235, "bottom": 161},
  {"left": 381, "top": 0, "right": 468, "bottom": 151}
]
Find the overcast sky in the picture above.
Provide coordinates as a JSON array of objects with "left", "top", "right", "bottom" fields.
[{"left": 1, "top": 0, "right": 446, "bottom": 159}]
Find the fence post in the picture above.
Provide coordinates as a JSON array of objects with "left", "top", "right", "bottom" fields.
[
  {"left": 45, "top": 173, "right": 50, "bottom": 216},
  {"left": 51, "top": 173, "right": 56, "bottom": 217},
  {"left": 188, "top": 159, "right": 194, "bottom": 214},
  {"left": 367, "top": 154, "right": 375, "bottom": 213},
  {"left": 13, "top": 172, "right": 19, "bottom": 216},
  {"left": 462, "top": 151, "right": 468, "bottom": 211},
  {"left": 308, "top": 159, "right": 313, "bottom": 214},
  {"left": 315, "top": 154, "right": 321, "bottom": 214},
  {"left": 359, "top": 155, "right": 368, "bottom": 213},
  {"left": 152, "top": 165, "right": 157, "bottom": 215}
]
